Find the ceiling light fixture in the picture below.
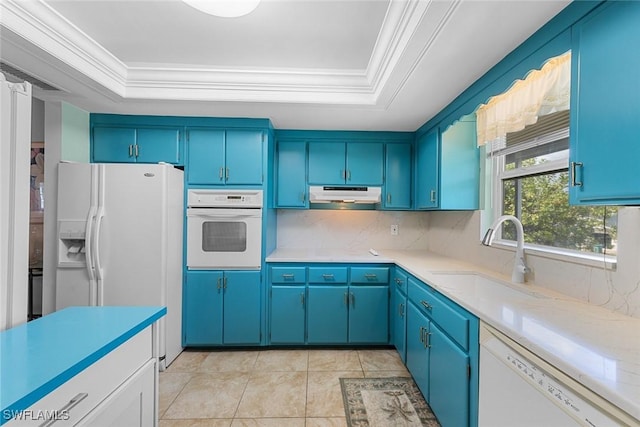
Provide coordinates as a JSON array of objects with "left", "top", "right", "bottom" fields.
[{"left": 182, "top": 0, "right": 261, "bottom": 18}]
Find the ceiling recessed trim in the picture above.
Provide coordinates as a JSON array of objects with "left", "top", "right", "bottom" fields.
[{"left": 2, "top": 0, "right": 437, "bottom": 106}]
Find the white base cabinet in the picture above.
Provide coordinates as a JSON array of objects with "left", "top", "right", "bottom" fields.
[{"left": 6, "top": 326, "right": 158, "bottom": 427}]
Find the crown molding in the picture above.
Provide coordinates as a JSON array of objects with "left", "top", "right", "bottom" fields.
[
  {"left": 1, "top": 0, "right": 127, "bottom": 94},
  {"left": 1, "top": 0, "right": 440, "bottom": 106}
]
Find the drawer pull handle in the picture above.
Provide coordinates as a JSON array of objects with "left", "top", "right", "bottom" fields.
[
  {"left": 39, "top": 392, "right": 88, "bottom": 427},
  {"left": 322, "top": 273, "right": 334, "bottom": 280},
  {"left": 219, "top": 167, "right": 224, "bottom": 180},
  {"left": 364, "top": 273, "right": 378, "bottom": 280},
  {"left": 282, "top": 273, "right": 295, "bottom": 280},
  {"left": 430, "top": 189, "right": 437, "bottom": 202},
  {"left": 420, "top": 300, "right": 432, "bottom": 310}
]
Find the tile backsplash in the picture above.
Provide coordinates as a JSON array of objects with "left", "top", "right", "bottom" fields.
[
  {"left": 276, "top": 207, "right": 640, "bottom": 318},
  {"left": 276, "top": 209, "right": 430, "bottom": 251}
]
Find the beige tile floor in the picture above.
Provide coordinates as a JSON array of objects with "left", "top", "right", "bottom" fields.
[{"left": 159, "top": 348, "right": 410, "bottom": 427}]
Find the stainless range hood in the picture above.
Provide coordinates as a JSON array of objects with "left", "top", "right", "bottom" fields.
[{"left": 309, "top": 186, "right": 382, "bottom": 204}]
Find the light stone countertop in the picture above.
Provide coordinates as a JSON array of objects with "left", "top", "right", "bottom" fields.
[{"left": 266, "top": 248, "right": 640, "bottom": 422}]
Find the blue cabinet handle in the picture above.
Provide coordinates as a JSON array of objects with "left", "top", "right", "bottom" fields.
[{"left": 571, "top": 161, "right": 583, "bottom": 187}]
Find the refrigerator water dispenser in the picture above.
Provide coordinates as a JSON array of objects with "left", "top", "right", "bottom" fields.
[{"left": 58, "top": 220, "right": 87, "bottom": 267}]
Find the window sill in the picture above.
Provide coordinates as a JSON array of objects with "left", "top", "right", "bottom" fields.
[{"left": 490, "top": 240, "right": 617, "bottom": 271}]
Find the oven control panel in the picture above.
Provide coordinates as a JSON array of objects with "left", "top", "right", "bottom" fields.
[{"left": 187, "top": 189, "right": 263, "bottom": 208}]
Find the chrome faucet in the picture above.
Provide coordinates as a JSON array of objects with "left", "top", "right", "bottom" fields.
[{"left": 482, "top": 215, "right": 529, "bottom": 283}]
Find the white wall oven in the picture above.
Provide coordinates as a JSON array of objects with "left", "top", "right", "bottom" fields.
[{"left": 186, "top": 189, "right": 263, "bottom": 269}]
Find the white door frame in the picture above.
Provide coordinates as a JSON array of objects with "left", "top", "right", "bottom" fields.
[{"left": 0, "top": 74, "right": 32, "bottom": 330}]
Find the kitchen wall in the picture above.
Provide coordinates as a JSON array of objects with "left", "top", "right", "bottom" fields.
[
  {"left": 276, "top": 207, "right": 640, "bottom": 318},
  {"left": 276, "top": 209, "right": 430, "bottom": 250},
  {"left": 426, "top": 208, "right": 640, "bottom": 318}
]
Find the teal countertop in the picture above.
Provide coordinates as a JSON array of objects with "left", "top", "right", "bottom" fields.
[{"left": 0, "top": 306, "right": 166, "bottom": 425}]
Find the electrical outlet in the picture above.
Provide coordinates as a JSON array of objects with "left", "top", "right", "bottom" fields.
[{"left": 391, "top": 224, "right": 399, "bottom": 235}]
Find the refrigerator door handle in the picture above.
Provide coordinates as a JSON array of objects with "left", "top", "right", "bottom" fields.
[
  {"left": 93, "top": 206, "right": 105, "bottom": 305},
  {"left": 94, "top": 164, "right": 106, "bottom": 306},
  {"left": 84, "top": 205, "right": 97, "bottom": 282}
]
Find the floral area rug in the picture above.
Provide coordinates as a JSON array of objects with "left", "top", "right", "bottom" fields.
[{"left": 340, "top": 377, "right": 440, "bottom": 427}]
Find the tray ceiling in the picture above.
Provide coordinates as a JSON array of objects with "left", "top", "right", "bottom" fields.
[{"left": 0, "top": 0, "right": 571, "bottom": 130}]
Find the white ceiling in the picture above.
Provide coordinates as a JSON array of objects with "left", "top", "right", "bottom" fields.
[{"left": 0, "top": 0, "right": 570, "bottom": 131}]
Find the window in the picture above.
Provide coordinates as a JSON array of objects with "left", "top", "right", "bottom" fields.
[{"left": 487, "top": 111, "right": 618, "bottom": 256}]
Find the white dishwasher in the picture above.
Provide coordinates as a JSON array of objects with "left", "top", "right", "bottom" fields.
[{"left": 478, "top": 323, "right": 633, "bottom": 427}]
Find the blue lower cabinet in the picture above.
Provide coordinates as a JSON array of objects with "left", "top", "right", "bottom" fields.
[
  {"left": 184, "top": 271, "right": 223, "bottom": 345},
  {"left": 405, "top": 273, "right": 479, "bottom": 427},
  {"left": 223, "top": 271, "right": 261, "bottom": 345},
  {"left": 268, "top": 264, "right": 391, "bottom": 345},
  {"left": 428, "top": 322, "right": 470, "bottom": 427},
  {"left": 270, "top": 286, "right": 306, "bottom": 344},
  {"left": 392, "top": 285, "right": 407, "bottom": 362},
  {"left": 405, "top": 301, "right": 430, "bottom": 398},
  {"left": 307, "top": 286, "right": 349, "bottom": 344},
  {"left": 184, "top": 270, "right": 261, "bottom": 346},
  {"left": 348, "top": 286, "right": 389, "bottom": 344}
]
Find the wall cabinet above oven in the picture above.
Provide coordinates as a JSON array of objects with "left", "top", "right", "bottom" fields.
[
  {"left": 92, "top": 125, "right": 183, "bottom": 165},
  {"left": 187, "top": 128, "right": 264, "bottom": 186}
]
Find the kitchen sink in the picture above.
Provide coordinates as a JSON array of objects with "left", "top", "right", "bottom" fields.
[{"left": 429, "top": 271, "right": 547, "bottom": 299}]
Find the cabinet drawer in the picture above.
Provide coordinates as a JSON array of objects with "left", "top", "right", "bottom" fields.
[
  {"left": 270, "top": 266, "right": 306, "bottom": 284},
  {"left": 408, "top": 278, "right": 469, "bottom": 351},
  {"left": 392, "top": 269, "right": 408, "bottom": 294},
  {"left": 350, "top": 267, "right": 389, "bottom": 284},
  {"left": 8, "top": 327, "right": 152, "bottom": 426},
  {"left": 308, "top": 267, "right": 348, "bottom": 284}
]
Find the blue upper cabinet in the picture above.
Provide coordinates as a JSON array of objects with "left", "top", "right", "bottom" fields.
[
  {"left": 186, "top": 129, "right": 225, "bottom": 184},
  {"left": 346, "top": 142, "right": 384, "bottom": 185},
  {"left": 308, "top": 141, "right": 383, "bottom": 186},
  {"left": 569, "top": 1, "right": 640, "bottom": 205},
  {"left": 308, "top": 142, "right": 345, "bottom": 185},
  {"left": 187, "top": 128, "right": 264, "bottom": 186},
  {"left": 225, "top": 130, "right": 264, "bottom": 185},
  {"left": 415, "top": 128, "right": 440, "bottom": 209},
  {"left": 276, "top": 140, "right": 308, "bottom": 207},
  {"left": 415, "top": 115, "right": 479, "bottom": 210},
  {"left": 383, "top": 143, "right": 412, "bottom": 209},
  {"left": 93, "top": 127, "right": 136, "bottom": 163},
  {"left": 92, "top": 125, "right": 182, "bottom": 164}
]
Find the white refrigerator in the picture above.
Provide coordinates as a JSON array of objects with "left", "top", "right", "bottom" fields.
[{"left": 56, "top": 162, "right": 183, "bottom": 370}]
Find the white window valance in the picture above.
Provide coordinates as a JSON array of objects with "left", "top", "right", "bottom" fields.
[{"left": 476, "top": 51, "right": 571, "bottom": 146}]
